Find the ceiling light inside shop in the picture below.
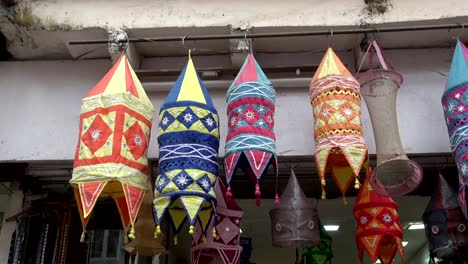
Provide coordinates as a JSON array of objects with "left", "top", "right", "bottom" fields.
[
  {"left": 324, "top": 225, "right": 339, "bottom": 231},
  {"left": 407, "top": 223, "right": 425, "bottom": 230}
]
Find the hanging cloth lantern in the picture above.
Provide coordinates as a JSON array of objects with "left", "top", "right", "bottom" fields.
[
  {"left": 153, "top": 52, "right": 219, "bottom": 242},
  {"left": 70, "top": 54, "right": 154, "bottom": 241},
  {"left": 353, "top": 168, "right": 404, "bottom": 264},
  {"left": 191, "top": 179, "right": 244, "bottom": 264},
  {"left": 224, "top": 53, "right": 278, "bottom": 206},
  {"left": 310, "top": 48, "right": 368, "bottom": 201},
  {"left": 441, "top": 40, "right": 468, "bottom": 219},
  {"left": 270, "top": 169, "right": 320, "bottom": 248},
  {"left": 124, "top": 180, "right": 167, "bottom": 256},
  {"left": 301, "top": 222, "right": 333, "bottom": 264},
  {"left": 422, "top": 173, "right": 468, "bottom": 261},
  {"left": 357, "top": 41, "right": 423, "bottom": 197}
]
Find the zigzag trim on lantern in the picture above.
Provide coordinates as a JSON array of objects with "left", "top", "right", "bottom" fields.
[
  {"left": 227, "top": 81, "right": 276, "bottom": 104},
  {"left": 71, "top": 164, "right": 148, "bottom": 190},
  {"left": 225, "top": 134, "right": 277, "bottom": 154},
  {"left": 310, "top": 76, "right": 360, "bottom": 97},
  {"left": 311, "top": 89, "right": 361, "bottom": 103},
  {"left": 81, "top": 93, "right": 154, "bottom": 121},
  {"left": 317, "top": 129, "right": 363, "bottom": 139}
]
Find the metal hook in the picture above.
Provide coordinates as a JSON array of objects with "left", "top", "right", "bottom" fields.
[
  {"left": 456, "top": 23, "right": 465, "bottom": 39},
  {"left": 244, "top": 31, "right": 252, "bottom": 53},
  {"left": 181, "top": 35, "right": 186, "bottom": 46}
]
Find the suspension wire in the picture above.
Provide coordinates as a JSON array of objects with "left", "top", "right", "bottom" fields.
[{"left": 69, "top": 23, "right": 468, "bottom": 45}]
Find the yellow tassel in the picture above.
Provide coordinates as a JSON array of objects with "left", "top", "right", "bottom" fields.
[
  {"left": 189, "top": 225, "right": 194, "bottom": 235},
  {"left": 354, "top": 177, "right": 360, "bottom": 189},
  {"left": 212, "top": 227, "right": 217, "bottom": 238},
  {"left": 343, "top": 196, "right": 348, "bottom": 205},
  {"left": 80, "top": 230, "right": 86, "bottom": 243},
  {"left": 321, "top": 189, "right": 326, "bottom": 200},
  {"left": 202, "top": 235, "right": 208, "bottom": 244},
  {"left": 128, "top": 225, "right": 135, "bottom": 240},
  {"left": 321, "top": 178, "right": 326, "bottom": 186},
  {"left": 174, "top": 236, "right": 178, "bottom": 245}
]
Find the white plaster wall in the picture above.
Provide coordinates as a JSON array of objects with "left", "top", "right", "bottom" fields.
[
  {"left": 0, "top": 48, "right": 452, "bottom": 161},
  {"left": 27, "top": 0, "right": 468, "bottom": 29}
]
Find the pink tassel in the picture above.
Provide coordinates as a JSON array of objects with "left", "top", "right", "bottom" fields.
[
  {"left": 226, "top": 186, "right": 233, "bottom": 201},
  {"left": 255, "top": 181, "right": 261, "bottom": 206},
  {"left": 255, "top": 182, "right": 261, "bottom": 196},
  {"left": 274, "top": 194, "right": 280, "bottom": 206}
]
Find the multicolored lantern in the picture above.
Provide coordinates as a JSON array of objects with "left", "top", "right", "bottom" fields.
[
  {"left": 310, "top": 48, "right": 368, "bottom": 201},
  {"left": 191, "top": 179, "right": 244, "bottom": 264},
  {"left": 422, "top": 173, "right": 468, "bottom": 261},
  {"left": 301, "top": 222, "right": 333, "bottom": 264},
  {"left": 124, "top": 180, "right": 167, "bottom": 256},
  {"left": 153, "top": 53, "right": 219, "bottom": 241},
  {"left": 441, "top": 40, "right": 468, "bottom": 219},
  {"left": 70, "top": 54, "right": 154, "bottom": 241},
  {"left": 353, "top": 170, "right": 404, "bottom": 264},
  {"left": 357, "top": 41, "right": 423, "bottom": 197},
  {"left": 270, "top": 169, "right": 320, "bottom": 248},
  {"left": 224, "top": 53, "right": 278, "bottom": 206}
]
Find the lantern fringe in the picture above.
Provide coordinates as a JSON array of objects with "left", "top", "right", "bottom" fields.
[
  {"left": 354, "top": 177, "right": 361, "bottom": 189},
  {"left": 226, "top": 185, "right": 233, "bottom": 202},
  {"left": 80, "top": 230, "right": 86, "bottom": 243},
  {"left": 274, "top": 194, "right": 280, "bottom": 206},
  {"left": 255, "top": 180, "right": 261, "bottom": 206}
]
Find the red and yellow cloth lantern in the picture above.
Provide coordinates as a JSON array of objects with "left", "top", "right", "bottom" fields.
[
  {"left": 353, "top": 169, "right": 404, "bottom": 264},
  {"left": 70, "top": 54, "right": 154, "bottom": 241},
  {"left": 310, "top": 48, "right": 368, "bottom": 201}
]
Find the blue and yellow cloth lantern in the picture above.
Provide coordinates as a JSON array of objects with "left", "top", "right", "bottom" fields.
[{"left": 153, "top": 53, "right": 219, "bottom": 242}]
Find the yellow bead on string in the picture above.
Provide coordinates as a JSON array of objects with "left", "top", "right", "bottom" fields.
[
  {"left": 189, "top": 225, "right": 195, "bottom": 235},
  {"left": 128, "top": 225, "right": 136, "bottom": 240},
  {"left": 174, "top": 236, "right": 178, "bottom": 245},
  {"left": 321, "top": 178, "right": 326, "bottom": 186},
  {"left": 202, "top": 235, "right": 208, "bottom": 244},
  {"left": 212, "top": 227, "right": 217, "bottom": 238},
  {"left": 354, "top": 177, "right": 361, "bottom": 189},
  {"left": 321, "top": 189, "right": 326, "bottom": 200},
  {"left": 343, "top": 196, "right": 348, "bottom": 205}
]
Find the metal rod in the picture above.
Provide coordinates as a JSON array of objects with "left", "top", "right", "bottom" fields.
[{"left": 69, "top": 23, "right": 468, "bottom": 45}]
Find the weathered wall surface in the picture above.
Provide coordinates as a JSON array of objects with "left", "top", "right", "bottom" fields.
[
  {"left": 15, "top": 0, "right": 468, "bottom": 30},
  {"left": 0, "top": 47, "right": 453, "bottom": 161}
]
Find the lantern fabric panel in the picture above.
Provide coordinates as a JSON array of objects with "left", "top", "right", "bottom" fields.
[
  {"left": 422, "top": 174, "right": 468, "bottom": 261},
  {"left": 270, "top": 169, "right": 320, "bottom": 248},
  {"left": 441, "top": 40, "right": 468, "bottom": 219},
  {"left": 191, "top": 179, "right": 244, "bottom": 264},
  {"left": 224, "top": 53, "right": 278, "bottom": 205},
  {"left": 353, "top": 169, "right": 404, "bottom": 264},
  {"left": 70, "top": 54, "right": 154, "bottom": 240},
  {"left": 301, "top": 223, "right": 333, "bottom": 264},
  {"left": 124, "top": 179, "right": 167, "bottom": 256},
  {"left": 309, "top": 48, "right": 368, "bottom": 200},
  {"left": 154, "top": 54, "right": 219, "bottom": 239},
  {"left": 357, "top": 41, "right": 423, "bottom": 197}
]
